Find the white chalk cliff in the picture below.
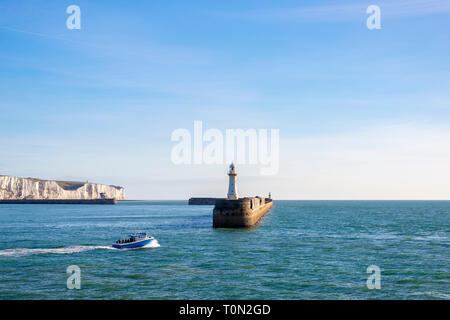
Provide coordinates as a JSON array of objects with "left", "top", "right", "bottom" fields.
[{"left": 0, "top": 175, "right": 125, "bottom": 200}]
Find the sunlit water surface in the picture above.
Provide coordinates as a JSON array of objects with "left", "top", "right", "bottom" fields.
[{"left": 0, "top": 201, "right": 448, "bottom": 299}]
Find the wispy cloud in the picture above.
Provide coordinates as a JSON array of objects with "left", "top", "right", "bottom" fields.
[
  {"left": 277, "top": 122, "right": 450, "bottom": 199},
  {"left": 215, "top": 0, "right": 450, "bottom": 23}
]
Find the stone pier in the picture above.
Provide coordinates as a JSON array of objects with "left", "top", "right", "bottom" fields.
[{"left": 213, "top": 197, "right": 273, "bottom": 228}]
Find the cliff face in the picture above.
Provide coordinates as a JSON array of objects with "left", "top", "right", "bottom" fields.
[{"left": 0, "top": 176, "right": 125, "bottom": 200}]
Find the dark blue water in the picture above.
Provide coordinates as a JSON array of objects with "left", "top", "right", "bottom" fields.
[{"left": 0, "top": 201, "right": 449, "bottom": 299}]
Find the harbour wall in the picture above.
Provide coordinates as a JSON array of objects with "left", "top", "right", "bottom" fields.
[
  {"left": 213, "top": 197, "right": 273, "bottom": 228},
  {"left": 188, "top": 197, "right": 225, "bottom": 205}
]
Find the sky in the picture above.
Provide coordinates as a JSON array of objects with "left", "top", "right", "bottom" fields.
[{"left": 0, "top": 0, "right": 449, "bottom": 199}]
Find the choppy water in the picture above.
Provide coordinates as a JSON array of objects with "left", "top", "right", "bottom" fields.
[{"left": 0, "top": 201, "right": 449, "bottom": 299}]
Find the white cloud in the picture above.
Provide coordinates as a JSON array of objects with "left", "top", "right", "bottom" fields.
[
  {"left": 117, "top": 122, "right": 450, "bottom": 200},
  {"left": 3, "top": 122, "right": 448, "bottom": 200},
  {"left": 275, "top": 123, "right": 450, "bottom": 199}
]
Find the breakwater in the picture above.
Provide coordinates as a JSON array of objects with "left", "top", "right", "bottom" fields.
[
  {"left": 0, "top": 199, "right": 117, "bottom": 205},
  {"left": 213, "top": 197, "right": 273, "bottom": 228},
  {"left": 188, "top": 197, "right": 224, "bottom": 205}
]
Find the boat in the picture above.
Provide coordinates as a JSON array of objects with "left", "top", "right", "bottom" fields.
[{"left": 112, "top": 232, "right": 156, "bottom": 249}]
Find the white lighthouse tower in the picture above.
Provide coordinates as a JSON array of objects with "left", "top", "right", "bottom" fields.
[{"left": 227, "top": 163, "right": 238, "bottom": 200}]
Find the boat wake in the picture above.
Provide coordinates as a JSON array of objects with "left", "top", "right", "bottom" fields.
[
  {"left": 0, "top": 245, "right": 114, "bottom": 257},
  {"left": 0, "top": 240, "right": 160, "bottom": 257}
]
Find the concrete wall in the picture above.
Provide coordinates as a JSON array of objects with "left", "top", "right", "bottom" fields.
[
  {"left": 188, "top": 197, "right": 224, "bottom": 205},
  {"left": 213, "top": 197, "right": 273, "bottom": 228}
]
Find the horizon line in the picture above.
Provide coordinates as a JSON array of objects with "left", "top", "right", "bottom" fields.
[{"left": 121, "top": 199, "right": 450, "bottom": 201}]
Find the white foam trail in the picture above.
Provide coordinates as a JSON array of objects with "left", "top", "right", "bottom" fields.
[
  {"left": 0, "top": 239, "right": 161, "bottom": 257},
  {"left": 0, "top": 245, "right": 115, "bottom": 257}
]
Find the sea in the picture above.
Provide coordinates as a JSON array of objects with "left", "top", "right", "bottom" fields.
[{"left": 0, "top": 201, "right": 448, "bottom": 299}]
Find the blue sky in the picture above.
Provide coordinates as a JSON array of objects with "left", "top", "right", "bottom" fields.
[{"left": 1, "top": 0, "right": 449, "bottom": 199}]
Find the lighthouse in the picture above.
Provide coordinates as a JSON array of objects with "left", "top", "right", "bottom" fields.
[{"left": 227, "top": 163, "right": 238, "bottom": 200}]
